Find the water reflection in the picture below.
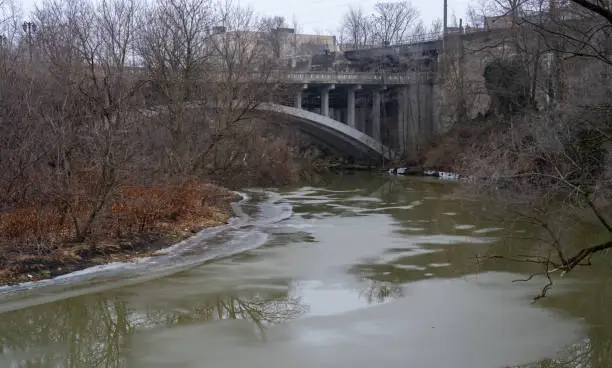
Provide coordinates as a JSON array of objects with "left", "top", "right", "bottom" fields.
[
  {"left": 280, "top": 176, "right": 612, "bottom": 367},
  {"left": 357, "top": 278, "right": 404, "bottom": 304},
  {"left": 0, "top": 296, "right": 132, "bottom": 367},
  {"left": 527, "top": 275, "right": 612, "bottom": 368},
  {"left": 0, "top": 290, "right": 307, "bottom": 367}
]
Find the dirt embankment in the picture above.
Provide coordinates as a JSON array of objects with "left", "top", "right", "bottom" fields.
[
  {"left": 0, "top": 181, "right": 240, "bottom": 286},
  {"left": 417, "top": 119, "right": 496, "bottom": 173}
]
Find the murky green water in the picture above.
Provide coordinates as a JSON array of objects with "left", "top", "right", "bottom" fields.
[{"left": 0, "top": 174, "right": 610, "bottom": 367}]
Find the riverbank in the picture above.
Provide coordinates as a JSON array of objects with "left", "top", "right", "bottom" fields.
[{"left": 0, "top": 181, "right": 240, "bottom": 286}]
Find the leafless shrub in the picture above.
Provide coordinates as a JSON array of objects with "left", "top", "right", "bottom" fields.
[{"left": 370, "top": 1, "right": 420, "bottom": 45}]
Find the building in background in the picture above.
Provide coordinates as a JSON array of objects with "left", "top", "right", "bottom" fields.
[{"left": 209, "top": 26, "right": 337, "bottom": 59}]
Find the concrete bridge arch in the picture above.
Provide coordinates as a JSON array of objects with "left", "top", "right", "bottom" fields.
[{"left": 258, "top": 103, "right": 395, "bottom": 160}]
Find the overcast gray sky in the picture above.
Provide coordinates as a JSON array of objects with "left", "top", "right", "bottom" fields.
[
  {"left": 19, "top": 0, "right": 472, "bottom": 35},
  {"left": 247, "top": 0, "right": 472, "bottom": 34}
]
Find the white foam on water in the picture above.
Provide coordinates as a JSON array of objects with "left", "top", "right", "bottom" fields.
[
  {"left": 394, "top": 264, "right": 427, "bottom": 271},
  {"left": 403, "top": 227, "right": 426, "bottom": 231},
  {"left": 473, "top": 227, "right": 504, "bottom": 234},
  {"left": 454, "top": 224, "right": 476, "bottom": 230},
  {"left": 429, "top": 263, "right": 452, "bottom": 268}
]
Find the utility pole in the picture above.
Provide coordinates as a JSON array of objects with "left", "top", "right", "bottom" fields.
[
  {"left": 22, "top": 21, "right": 37, "bottom": 62},
  {"left": 440, "top": 0, "right": 448, "bottom": 84},
  {"left": 443, "top": 0, "right": 448, "bottom": 51}
]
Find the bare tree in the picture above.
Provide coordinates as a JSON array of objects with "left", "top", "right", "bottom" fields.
[
  {"left": 412, "top": 19, "right": 444, "bottom": 41},
  {"left": 0, "top": 0, "right": 303, "bottom": 271},
  {"left": 467, "top": 0, "right": 496, "bottom": 28},
  {"left": 137, "top": 0, "right": 215, "bottom": 174},
  {"left": 0, "top": 0, "right": 37, "bottom": 206},
  {"left": 26, "top": 0, "right": 145, "bottom": 243},
  {"left": 370, "top": 1, "right": 420, "bottom": 45},
  {"left": 430, "top": 18, "right": 444, "bottom": 34},
  {"left": 189, "top": 0, "right": 280, "bottom": 173},
  {"left": 412, "top": 20, "right": 427, "bottom": 41},
  {"left": 340, "top": 5, "right": 372, "bottom": 49},
  {"left": 260, "top": 15, "right": 288, "bottom": 59}
]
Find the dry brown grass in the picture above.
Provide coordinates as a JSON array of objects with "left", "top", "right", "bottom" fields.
[
  {"left": 0, "top": 180, "right": 238, "bottom": 285},
  {"left": 0, "top": 204, "right": 72, "bottom": 244},
  {"left": 109, "top": 181, "right": 235, "bottom": 235}
]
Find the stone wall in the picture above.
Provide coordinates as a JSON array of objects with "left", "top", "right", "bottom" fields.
[{"left": 437, "top": 24, "right": 611, "bottom": 130}]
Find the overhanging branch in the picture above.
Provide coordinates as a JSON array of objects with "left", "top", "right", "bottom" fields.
[{"left": 568, "top": 0, "right": 612, "bottom": 25}]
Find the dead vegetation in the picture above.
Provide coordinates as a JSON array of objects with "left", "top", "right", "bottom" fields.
[
  {"left": 0, "top": 181, "right": 238, "bottom": 285},
  {"left": 0, "top": 0, "right": 315, "bottom": 285}
]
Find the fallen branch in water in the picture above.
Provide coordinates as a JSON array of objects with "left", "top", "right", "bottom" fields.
[{"left": 472, "top": 238, "right": 612, "bottom": 301}]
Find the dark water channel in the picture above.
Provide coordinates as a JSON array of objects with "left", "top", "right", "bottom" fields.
[{"left": 0, "top": 174, "right": 610, "bottom": 367}]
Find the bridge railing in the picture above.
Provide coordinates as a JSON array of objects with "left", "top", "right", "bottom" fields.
[
  {"left": 282, "top": 71, "right": 436, "bottom": 85},
  {"left": 130, "top": 67, "right": 435, "bottom": 85}
]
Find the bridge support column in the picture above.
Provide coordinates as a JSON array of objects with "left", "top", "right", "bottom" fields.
[
  {"left": 321, "top": 84, "right": 335, "bottom": 118},
  {"left": 295, "top": 84, "right": 307, "bottom": 109},
  {"left": 407, "top": 83, "right": 425, "bottom": 157},
  {"left": 397, "top": 86, "right": 409, "bottom": 155},
  {"left": 372, "top": 90, "right": 381, "bottom": 142},
  {"left": 346, "top": 85, "right": 361, "bottom": 129},
  {"left": 422, "top": 82, "right": 435, "bottom": 138}
]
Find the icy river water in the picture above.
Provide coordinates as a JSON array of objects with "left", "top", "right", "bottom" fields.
[{"left": 0, "top": 173, "right": 610, "bottom": 368}]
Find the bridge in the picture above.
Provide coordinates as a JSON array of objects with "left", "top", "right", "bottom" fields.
[
  {"left": 263, "top": 69, "right": 440, "bottom": 160},
  {"left": 140, "top": 46, "right": 441, "bottom": 159}
]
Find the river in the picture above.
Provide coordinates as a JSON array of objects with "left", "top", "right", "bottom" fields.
[{"left": 0, "top": 173, "right": 610, "bottom": 367}]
